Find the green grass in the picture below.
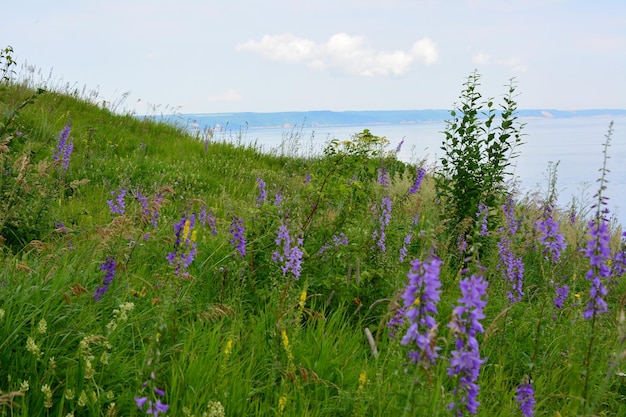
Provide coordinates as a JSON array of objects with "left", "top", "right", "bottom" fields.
[{"left": 1, "top": 76, "right": 626, "bottom": 417}]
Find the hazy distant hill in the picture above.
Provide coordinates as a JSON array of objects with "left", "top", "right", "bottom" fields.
[{"left": 158, "top": 109, "right": 626, "bottom": 131}]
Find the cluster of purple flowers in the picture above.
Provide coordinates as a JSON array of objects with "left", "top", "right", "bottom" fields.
[
  {"left": 134, "top": 191, "right": 150, "bottom": 217},
  {"left": 107, "top": 188, "right": 127, "bottom": 215},
  {"left": 272, "top": 223, "right": 304, "bottom": 280},
  {"left": 166, "top": 213, "right": 198, "bottom": 276},
  {"left": 515, "top": 381, "right": 536, "bottom": 417},
  {"left": 536, "top": 216, "right": 567, "bottom": 262},
  {"left": 400, "top": 256, "right": 443, "bottom": 365},
  {"left": 497, "top": 197, "right": 525, "bottom": 303},
  {"left": 135, "top": 387, "right": 168, "bottom": 416},
  {"left": 399, "top": 214, "right": 419, "bottom": 263},
  {"left": 611, "top": 231, "right": 626, "bottom": 281},
  {"left": 256, "top": 177, "right": 267, "bottom": 206},
  {"left": 229, "top": 216, "right": 246, "bottom": 258},
  {"left": 198, "top": 205, "right": 217, "bottom": 235},
  {"left": 378, "top": 166, "right": 390, "bottom": 188},
  {"left": 94, "top": 256, "right": 116, "bottom": 301},
  {"left": 274, "top": 189, "right": 283, "bottom": 206},
  {"left": 476, "top": 203, "right": 489, "bottom": 236},
  {"left": 399, "top": 234, "right": 413, "bottom": 263},
  {"left": 395, "top": 139, "right": 404, "bottom": 155},
  {"left": 409, "top": 167, "right": 426, "bottom": 195},
  {"left": 372, "top": 197, "right": 392, "bottom": 252},
  {"left": 554, "top": 283, "right": 569, "bottom": 309},
  {"left": 447, "top": 274, "right": 488, "bottom": 416},
  {"left": 497, "top": 240, "right": 525, "bottom": 304},
  {"left": 319, "top": 232, "right": 349, "bottom": 255},
  {"left": 582, "top": 218, "right": 611, "bottom": 319},
  {"left": 53, "top": 125, "right": 73, "bottom": 171},
  {"left": 387, "top": 306, "right": 406, "bottom": 340}
]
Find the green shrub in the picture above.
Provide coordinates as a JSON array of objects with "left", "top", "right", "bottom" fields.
[{"left": 435, "top": 71, "right": 524, "bottom": 235}]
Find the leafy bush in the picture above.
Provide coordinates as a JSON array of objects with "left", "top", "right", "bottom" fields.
[{"left": 436, "top": 71, "right": 524, "bottom": 235}]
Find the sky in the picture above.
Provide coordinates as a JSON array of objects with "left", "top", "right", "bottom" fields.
[{"left": 3, "top": 0, "right": 626, "bottom": 114}]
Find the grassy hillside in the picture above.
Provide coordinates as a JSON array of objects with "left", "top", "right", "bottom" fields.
[{"left": 1, "top": 64, "right": 626, "bottom": 417}]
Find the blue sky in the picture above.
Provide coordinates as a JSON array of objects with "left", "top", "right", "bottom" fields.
[{"left": 4, "top": 0, "right": 625, "bottom": 114}]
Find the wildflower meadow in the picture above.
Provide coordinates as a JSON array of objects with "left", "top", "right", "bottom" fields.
[{"left": 1, "top": 46, "right": 626, "bottom": 416}]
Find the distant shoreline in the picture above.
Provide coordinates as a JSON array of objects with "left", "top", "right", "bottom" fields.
[{"left": 152, "top": 109, "right": 626, "bottom": 131}]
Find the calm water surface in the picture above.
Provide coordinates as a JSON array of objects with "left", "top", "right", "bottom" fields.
[{"left": 206, "top": 116, "right": 625, "bottom": 226}]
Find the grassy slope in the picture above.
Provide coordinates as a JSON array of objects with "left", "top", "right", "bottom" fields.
[{"left": 1, "top": 83, "right": 626, "bottom": 416}]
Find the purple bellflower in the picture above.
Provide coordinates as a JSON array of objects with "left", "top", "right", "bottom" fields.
[
  {"left": 400, "top": 256, "right": 443, "bottom": 365},
  {"left": 256, "top": 177, "right": 267, "bottom": 206},
  {"left": 583, "top": 218, "right": 611, "bottom": 319},
  {"left": 372, "top": 197, "right": 392, "bottom": 252},
  {"left": 447, "top": 274, "right": 488, "bottom": 415},
  {"left": 94, "top": 256, "right": 116, "bottom": 301},
  {"left": 107, "top": 188, "right": 127, "bottom": 215},
  {"left": 229, "top": 216, "right": 246, "bottom": 258},
  {"left": 409, "top": 167, "right": 426, "bottom": 195},
  {"left": 536, "top": 216, "right": 566, "bottom": 262},
  {"left": 516, "top": 381, "right": 536, "bottom": 417},
  {"left": 272, "top": 223, "right": 304, "bottom": 280},
  {"left": 166, "top": 213, "right": 197, "bottom": 276},
  {"left": 53, "top": 125, "right": 73, "bottom": 171}
]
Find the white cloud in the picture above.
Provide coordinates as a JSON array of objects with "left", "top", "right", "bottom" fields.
[
  {"left": 236, "top": 34, "right": 316, "bottom": 63},
  {"left": 205, "top": 89, "right": 242, "bottom": 102},
  {"left": 236, "top": 33, "right": 438, "bottom": 77},
  {"left": 412, "top": 38, "right": 439, "bottom": 65}
]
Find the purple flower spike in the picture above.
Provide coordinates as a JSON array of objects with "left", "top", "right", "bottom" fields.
[
  {"left": 611, "top": 231, "right": 626, "bottom": 281},
  {"left": 476, "top": 203, "right": 489, "bottom": 236},
  {"left": 537, "top": 216, "right": 566, "bottom": 262},
  {"left": 107, "top": 188, "right": 127, "bottom": 215},
  {"left": 583, "top": 219, "right": 611, "bottom": 319},
  {"left": 399, "top": 234, "right": 412, "bottom": 263},
  {"left": 229, "top": 216, "right": 246, "bottom": 258},
  {"left": 378, "top": 166, "right": 390, "bottom": 188},
  {"left": 516, "top": 382, "right": 536, "bottom": 417},
  {"left": 400, "top": 256, "right": 443, "bottom": 365},
  {"left": 447, "top": 274, "right": 488, "bottom": 415},
  {"left": 372, "top": 197, "right": 392, "bottom": 252},
  {"left": 554, "top": 284, "right": 569, "bottom": 309},
  {"left": 167, "top": 213, "right": 198, "bottom": 276},
  {"left": 497, "top": 239, "right": 524, "bottom": 304},
  {"left": 53, "top": 125, "right": 73, "bottom": 171},
  {"left": 409, "top": 167, "right": 426, "bottom": 195},
  {"left": 272, "top": 223, "right": 304, "bottom": 280},
  {"left": 256, "top": 177, "right": 267, "bottom": 206},
  {"left": 94, "top": 256, "right": 116, "bottom": 301}
]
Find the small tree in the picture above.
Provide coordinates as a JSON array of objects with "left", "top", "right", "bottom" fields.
[{"left": 435, "top": 71, "right": 524, "bottom": 233}]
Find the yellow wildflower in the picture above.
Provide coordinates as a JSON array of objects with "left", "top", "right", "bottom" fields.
[
  {"left": 278, "top": 396, "right": 287, "bottom": 415},
  {"left": 182, "top": 220, "right": 191, "bottom": 241},
  {"left": 358, "top": 370, "right": 368, "bottom": 394},
  {"left": 298, "top": 290, "right": 307, "bottom": 310}
]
